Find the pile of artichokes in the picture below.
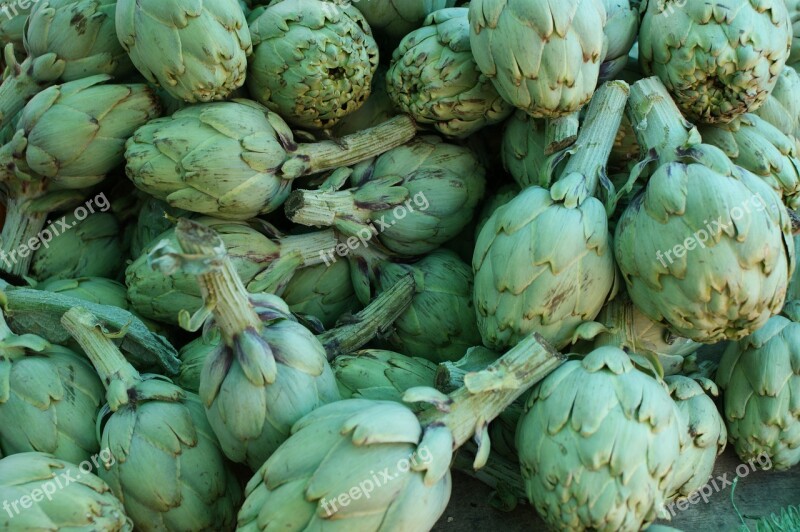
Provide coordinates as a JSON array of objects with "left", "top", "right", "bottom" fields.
[{"left": 0, "top": 0, "right": 797, "bottom": 530}]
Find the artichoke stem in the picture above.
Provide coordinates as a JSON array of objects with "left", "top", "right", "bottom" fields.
[
  {"left": 592, "top": 296, "right": 635, "bottom": 350},
  {"left": 544, "top": 111, "right": 579, "bottom": 155},
  {"left": 435, "top": 347, "right": 501, "bottom": 394},
  {"left": 452, "top": 443, "right": 527, "bottom": 502},
  {"left": 0, "top": 47, "right": 63, "bottom": 130},
  {"left": 419, "top": 333, "right": 564, "bottom": 448},
  {"left": 280, "top": 229, "right": 339, "bottom": 265},
  {"left": 61, "top": 307, "right": 141, "bottom": 390},
  {"left": 284, "top": 115, "right": 417, "bottom": 178},
  {"left": 285, "top": 189, "right": 368, "bottom": 227},
  {"left": 318, "top": 274, "right": 415, "bottom": 360},
  {"left": 0, "top": 197, "right": 47, "bottom": 277}
]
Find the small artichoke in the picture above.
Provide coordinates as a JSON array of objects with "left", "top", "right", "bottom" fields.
[
  {"left": 517, "top": 346, "right": 683, "bottom": 531},
  {"left": 281, "top": 259, "right": 361, "bottom": 329},
  {"left": 37, "top": 277, "right": 130, "bottom": 310},
  {"left": 639, "top": 0, "right": 793, "bottom": 123},
  {"left": 353, "top": 0, "right": 457, "bottom": 44},
  {"left": 248, "top": 0, "right": 379, "bottom": 130},
  {"left": 129, "top": 197, "right": 188, "bottom": 259},
  {"left": 0, "top": 452, "right": 132, "bottom": 530},
  {"left": 500, "top": 111, "right": 550, "bottom": 189},
  {"left": 175, "top": 333, "right": 220, "bottom": 394},
  {"left": 386, "top": 7, "right": 513, "bottom": 139},
  {"left": 115, "top": 0, "right": 252, "bottom": 103},
  {"left": 716, "top": 300, "right": 800, "bottom": 471}
]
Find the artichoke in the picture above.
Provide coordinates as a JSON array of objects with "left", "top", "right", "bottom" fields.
[
  {"left": 716, "top": 300, "right": 800, "bottom": 470},
  {"left": 129, "top": 197, "right": 188, "bottom": 259},
  {"left": 0, "top": 452, "right": 132, "bottom": 530},
  {"left": 175, "top": 333, "right": 220, "bottom": 395},
  {"left": 30, "top": 211, "right": 124, "bottom": 282},
  {"left": 475, "top": 183, "right": 521, "bottom": 237},
  {"left": 500, "top": 111, "right": 550, "bottom": 189},
  {"left": 0, "top": 313, "right": 102, "bottom": 464},
  {"left": 61, "top": 306, "right": 241, "bottom": 530},
  {"left": 248, "top": 0, "right": 378, "bottom": 130},
  {"left": 469, "top": 0, "right": 607, "bottom": 119},
  {"left": 517, "top": 346, "right": 683, "bottom": 531},
  {"left": 237, "top": 332, "right": 564, "bottom": 531},
  {"left": 149, "top": 219, "right": 341, "bottom": 470},
  {"left": 753, "top": 66, "right": 800, "bottom": 151},
  {"left": 287, "top": 135, "right": 486, "bottom": 257},
  {"left": 474, "top": 81, "right": 627, "bottom": 351},
  {"left": 639, "top": 0, "right": 792, "bottom": 123},
  {"left": 599, "top": 0, "right": 638, "bottom": 81},
  {"left": 37, "top": 277, "right": 130, "bottom": 310},
  {"left": 615, "top": 78, "right": 795, "bottom": 343},
  {"left": 281, "top": 259, "right": 361, "bottom": 329},
  {"left": 333, "top": 65, "right": 397, "bottom": 137},
  {"left": 0, "top": 75, "right": 161, "bottom": 277},
  {"left": 787, "top": 0, "right": 800, "bottom": 69},
  {"left": 115, "top": 0, "right": 252, "bottom": 103},
  {"left": 125, "top": 100, "right": 416, "bottom": 220},
  {"left": 353, "top": 0, "right": 457, "bottom": 45},
  {"left": 386, "top": 7, "right": 513, "bottom": 139},
  {"left": 0, "top": 2, "right": 31, "bottom": 56}
]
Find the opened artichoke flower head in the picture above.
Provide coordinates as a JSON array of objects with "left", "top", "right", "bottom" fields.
[
  {"left": 125, "top": 100, "right": 416, "bottom": 220},
  {"left": 60, "top": 306, "right": 242, "bottom": 531},
  {"left": 248, "top": 0, "right": 378, "bottom": 130},
  {"left": 0, "top": 452, "right": 132, "bottom": 530},
  {"left": 237, "top": 332, "right": 564, "bottom": 531},
  {"left": 639, "top": 0, "right": 792, "bottom": 123},
  {"left": 149, "top": 219, "right": 341, "bottom": 470},
  {"left": 716, "top": 300, "right": 800, "bottom": 470},
  {"left": 517, "top": 346, "right": 683, "bottom": 531},
  {"left": 615, "top": 78, "right": 795, "bottom": 343},
  {"left": 474, "top": 81, "right": 628, "bottom": 352},
  {"left": 469, "top": 0, "right": 607, "bottom": 119}
]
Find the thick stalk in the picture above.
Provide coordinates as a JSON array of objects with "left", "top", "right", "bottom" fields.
[
  {"left": 318, "top": 274, "right": 415, "bottom": 360},
  {"left": 592, "top": 296, "right": 635, "bottom": 350},
  {"left": 418, "top": 333, "right": 564, "bottom": 448},
  {"left": 545, "top": 111, "right": 579, "bottom": 155},
  {"left": 452, "top": 445, "right": 527, "bottom": 503},
  {"left": 435, "top": 347, "right": 500, "bottom": 394},
  {"left": 280, "top": 229, "right": 339, "bottom": 266},
  {"left": 283, "top": 115, "right": 417, "bottom": 178},
  {"left": 0, "top": 196, "right": 46, "bottom": 276},
  {"left": 285, "top": 189, "right": 369, "bottom": 228}
]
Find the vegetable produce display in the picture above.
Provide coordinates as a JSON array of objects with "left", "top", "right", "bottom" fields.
[{"left": 0, "top": 1, "right": 797, "bottom": 529}]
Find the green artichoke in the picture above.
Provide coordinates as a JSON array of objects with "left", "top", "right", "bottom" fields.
[
  {"left": 125, "top": 100, "right": 416, "bottom": 220},
  {"left": 0, "top": 313, "right": 102, "bottom": 464},
  {"left": 716, "top": 300, "right": 800, "bottom": 470},
  {"left": 475, "top": 183, "right": 521, "bottom": 237},
  {"left": 787, "top": 0, "right": 800, "bottom": 69},
  {"left": 469, "top": 0, "right": 607, "bottom": 119},
  {"left": 353, "top": 0, "right": 457, "bottom": 45},
  {"left": 0, "top": 452, "right": 132, "bottom": 530},
  {"left": 248, "top": 0, "right": 378, "bottom": 130},
  {"left": 753, "top": 66, "right": 800, "bottom": 151},
  {"left": 287, "top": 135, "right": 486, "bottom": 257},
  {"left": 129, "top": 197, "right": 188, "bottom": 259},
  {"left": 37, "top": 277, "right": 130, "bottom": 310},
  {"left": 474, "top": 82, "right": 628, "bottom": 351},
  {"left": 30, "top": 211, "right": 124, "bottom": 282},
  {"left": 175, "top": 333, "right": 220, "bottom": 394},
  {"left": 386, "top": 7, "right": 512, "bottom": 139},
  {"left": 237, "top": 332, "right": 563, "bottom": 531},
  {"left": 639, "top": 0, "right": 792, "bottom": 123},
  {"left": 61, "top": 306, "right": 241, "bottom": 530},
  {"left": 149, "top": 219, "right": 341, "bottom": 470},
  {"left": 517, "top": 346, "right": 682, "bottom": 531},
  {"left": 664, "top": 375, "right": 727, "bottom": 501},
  {"left": 615, "top": 78, "right": 795, "bottom": 343},
  {"left": 0, "top": 75, "right": 160, "bottom": 277},
  {"left": 333, "top": 65, "right": 397, "bottom": 137},
  {"left": 281, "top": 259, "right": 361, "bottom": 329},
  {"left": 0, "top": 2, "right": 31, "bottom": 56},
  {"left": 115, "top": 0, "right": 252, "bottom": 103},
  {"left": 500, "top": 111, "right": 550, "bottom": 189},
  {"left": 599, "top": 0, "right": 638, "bottom": 81}
]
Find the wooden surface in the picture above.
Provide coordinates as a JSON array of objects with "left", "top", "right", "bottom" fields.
[{"left": 436, "top": 449, "right": 799, "bottom": 531}]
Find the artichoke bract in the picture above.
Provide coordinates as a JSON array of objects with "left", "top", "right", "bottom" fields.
[
  {"left": 0, "top": 2, "right": 31, "bottom": 56},
  {"left": 469, "top": 0, "right": 607, "bottom": 119},
  {"left": 599, "top": 0, "right": 638, "bottom": 81},
  {"left": 753, "top": 66, "right": 800, "bottom": 152},
  {"left": 474, "top": 81, "right": 627, "bottom": 351},
  {"left": 38, "top": 277, "right": 130, "bottom": 310},
  {"left": 517, "top": 346, "right": 683, "bottom": 531},
  {"left": 61, "top": 307, "right": 242, "bottom": 531},
  {"left": 125, "top": 100, "right": 416, "bottom": 220},
  {"left": 716, "top": 300, "right": 800, "bottom": 470},
  {"left": 175, "top": 333, "right": 220, "bottom": 394},
  {"left": 115, "top": 0, "right": 252, "bottom": 103},
  {"left": 639, "top": 0, "right": 792, "bottom": 123},
  {"left": 615, "top": 78, "right": 795, "bottom": 343},
  {"left": 237, "top": 332, "right": 564, "bottom": 531},
  {"left": 281, "top": 259, "right": 361, "bottom": 329},
  {"left": 248, "top": 0, "right": 378, "bottom": 130},
  {"left": 501, "top": 111, "right": 550, "bottom": 189},
  {"left": 0, "top": 313, "right": 102, "bottom": 464},
  {"left": 354, "top": 0, "right": 457, "bottom": 45},
  {"left": 0, "top": 452, "right": 132, "bottom": 530},
  {"left": 0, "top": 75, "right": 161, "bottom": 277},
  {"left": 287, "top": 135, "right": 486, "bottom": 257},
  {"left": 149, "top": 219, "right": 341, "bottom": 470},
  {"left": 386, "top": 7, "right": 512, "bottom": 139}
]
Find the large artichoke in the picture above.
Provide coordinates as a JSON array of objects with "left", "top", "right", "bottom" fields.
[
  {"left": 615, "top": 78, "right": 795, "bottom": 342},
  {"left": 386, "top": 7, "right": 512, "bottom": 139},
  {"left": 248, "top": 0, "right": 378, "bottom": 130},
  {"left": 115, "top": 0, "right": 252, "bottom": 103},
  {"left": 501, "top": 111, "right": 550, "bottom": 189},
  {"left": 469, "top": 0, "right": 607, "bottom": 119},
  {"left": 0, "top": 452, "right": 132, "bottom": 530},
  {"left": 61, "top": 306, "right": 241, "bottom": 530},
  {"left": 639, "top": 0, "right": 792, "bottom": 123},
  {"left": 517, "top": 346, "right": 683, "bottom": 531},
  {"left": 753, "top": 66, "right": 800, "bottom": 151},
  {"left": 353, "top": 0, "right": 457, "bottom": 45},
  {"left": 281, "top": 259, "right": 361, "bottom": 329},
  {"left": 149, "top": 219, "right": 341, "bottom": 470},
  {"left": 716, "top": 300, "right": 800, "bottom": 470}
]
